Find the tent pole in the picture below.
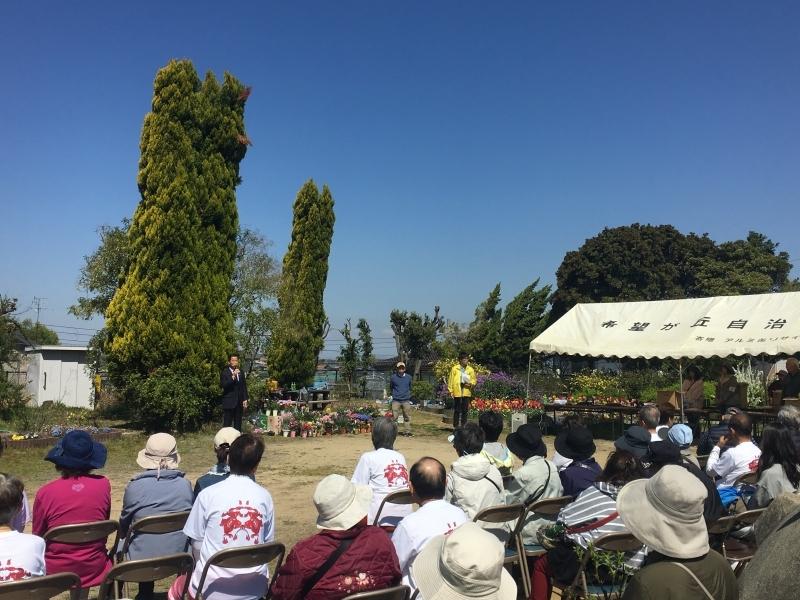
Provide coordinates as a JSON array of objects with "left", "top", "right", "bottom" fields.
[
  {"left": 679, "top": 359, "right": 685, "bottom": 424},
  {"left": 526, "top": 351, "right": 532, "bottom": 399}
]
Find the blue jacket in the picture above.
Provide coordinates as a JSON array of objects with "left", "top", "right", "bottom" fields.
[
  {"left": 559, "top": 458, "right": 602, "bottom": 498},
  {"left": 391, "top": 373, "right": 413, "bottom": 401},
  {"left": 119, "top": 469, "right": 193, "bottom": 560},
  {"left": 697, "top": 422, "right": 733, "bottom": 456}
]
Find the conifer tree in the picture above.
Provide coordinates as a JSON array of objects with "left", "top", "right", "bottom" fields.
[
  {"left": 269, "top": 180, "right": 336, "bottom": 385},
  {"left": 498, "top": 280, "right": 551, "bottom": 371},
  {"left": 104, "top": 60, "right": 250, "bottom": 430}
]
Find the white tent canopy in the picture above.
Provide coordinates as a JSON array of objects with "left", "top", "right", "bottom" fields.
[{"left": 530, "top": 292, "right": 800, "bottom": 359}]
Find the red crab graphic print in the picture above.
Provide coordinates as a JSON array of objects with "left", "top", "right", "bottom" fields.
[
  {"left": 0, "top": 559, "right": 30, "bottom": 582},
  {"left": 383, "top": 461, "right": 409, "bottom": 487},
  {"left": 219, "top": 500, "right": 264, "bottom": 544}
]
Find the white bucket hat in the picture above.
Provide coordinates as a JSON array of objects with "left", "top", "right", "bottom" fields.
[
  {"left": 617, "top": 464, "right": 709, "bottom": 559},
  {"left": 136, "top": 433, "right": 180, "bottom": 471},
  {"left": 314, "top": 474, "right": 373, "bottom": 531},
  {"left": 411, "top": 522, "right": 516, "bottom": 600}
]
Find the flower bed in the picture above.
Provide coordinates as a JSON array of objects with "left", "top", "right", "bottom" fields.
[
  {"left": 249, "top": 405, "right": 382, "bottom": 438},
  {"left": 2, "top": 426, "right": 121, "bottom": 449},
  {"left": 468, "top": 398, "right": 544, "bottom": 421}
]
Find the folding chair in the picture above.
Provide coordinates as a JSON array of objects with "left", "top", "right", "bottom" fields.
[
  {"left": 561, "top": 532, "right": 642, "bottom": 599},
  {"left": 44, "top": 519, "right": 120, "bottom": 562},
  {"left": 707, "top": 507, "right": 764, "bottom": 574},
  {"left": 117, "top": 510, "right": 191, "bottom": 561},
  {"left": 195, "top": 541, "right": 286, "bottom": 600},
  {"left": 372, "top": 489, "right": 415, "bottom": 526},
  {"left": 696, "top": 454, "right": 710, "bottom": 470},
  {"left": 734, "top": 471, "right": 758, "bottom": 486},
  {"left": 343, "top": 585, "right": 411, "bottom": 600},
  {"left": 0, "top": 572, "right": 81, "bottom": 600},
  {"left": 96, "top": 553, "right": 194, "bottom": 600},
  {"left": 522, "top": 496, "right": 574, "bottom": 558},
  {"left": 473, "top": 503, "right": 528, "bottom": 597}
]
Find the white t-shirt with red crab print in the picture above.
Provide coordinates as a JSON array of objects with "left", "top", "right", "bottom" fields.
[
  {"left": 0, "top": 531, "right": 45, "bottom": 581},
  {"left": 392, "top": 499, "right": 467, "bottom": 592},
  {"left": 184, "top": 474, "right": 275, "bottom": 600},
  {"left": 707, "top": 440, "right": 762, "bottom": 488},
  {"left": 351, "top": 448, "right": 413, "bottom": 526}
]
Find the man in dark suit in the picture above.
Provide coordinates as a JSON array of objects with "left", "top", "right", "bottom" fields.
[{"left": 220, "top": 353, "right": 248, "bottom": 430}]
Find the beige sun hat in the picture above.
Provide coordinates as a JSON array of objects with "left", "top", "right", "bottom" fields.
[
  {"left": 616, "top": 464, "right": 709, "bottom": 559},
  {"left": 314, "top": 474, "right": 372, "bottom": 531},
  {"left": 136, "top": 433, "right": 180, "bottom": 470},
  {"left": 213, "top": 427, "right": 241, "bottom": 449},
  {"left": 411, "top": 522, "right": 516, "bottom": 600}
]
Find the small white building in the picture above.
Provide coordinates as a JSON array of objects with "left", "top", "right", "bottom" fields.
[{"left": 24, "top": 346, "right": 94, "bottom": 408}]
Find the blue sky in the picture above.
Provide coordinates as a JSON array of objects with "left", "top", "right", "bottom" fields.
[{"left": 1, "top": 2, "right": 799, "bottom": 357}]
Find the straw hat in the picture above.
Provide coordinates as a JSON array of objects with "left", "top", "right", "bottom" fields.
[
  {"left": 136, "top": 433, "right": 180, "bottom": 470},
  {"left": 617, "top": 464, "right": 709, "bottom": 559},
  {"left": 314, "top": 474, "right": 372, "bottom": 531},
  {"left": 411, "top": 522, "right": 516, "bottom": 600}
]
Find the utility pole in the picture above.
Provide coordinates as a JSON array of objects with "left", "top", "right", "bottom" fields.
[{"left": 33, "top": 297, "right": 46, "bottom": 324}]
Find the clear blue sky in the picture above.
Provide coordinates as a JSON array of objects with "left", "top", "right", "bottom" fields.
[{"left": 1, "top": 2, "right": 799, "bottom": 357}]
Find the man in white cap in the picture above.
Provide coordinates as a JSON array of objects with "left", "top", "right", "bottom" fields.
[
  {"left": 617, "top": 464, "right": 738, "bottom": 599},
  {"left": 194, "top": 427, "right": 242, "bottom": 497},
  {"left": 390, "top": 361, "right": 414, "bottom": 436},
  {"left": 411, "top": 521, "right": 516, "bottom": 600},
  {"left": 270, "top": 474, "right": 400, "bottom": 599}
]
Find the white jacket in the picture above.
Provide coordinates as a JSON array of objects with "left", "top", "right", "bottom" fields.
[
  {"left": 445, "top": 453, "right": 504, "bottom": 520},
  {"left": 505, "top": 455, "right": 564, "bottom": 545}
]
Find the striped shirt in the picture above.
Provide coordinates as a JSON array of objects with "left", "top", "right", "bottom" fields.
[{"left": 559, "top": 482, "right": 648, "bottom": 569}]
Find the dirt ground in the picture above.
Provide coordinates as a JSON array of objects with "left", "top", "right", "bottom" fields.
[
  {"left": 4, "top": 409, "right": 615, "bottom": 550},
  {"left": 2, "top": 409, "right": 617, "bottom": 599}
]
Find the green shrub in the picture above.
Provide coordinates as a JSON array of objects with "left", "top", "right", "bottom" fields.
[
  {"left": 411, "top": 380, "right": 435, "bottom": 401},
  {"left": 129, "top": 370, "right": 209, "bottom": 432},
  {"left": 617, "top": 370, "right": 676, "bottom": 401},
  {"left": 0, "top": 379, "right": 27, "bottom": 421}
]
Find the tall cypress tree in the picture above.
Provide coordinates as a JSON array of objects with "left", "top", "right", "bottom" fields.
[
  {"left": 105, "top": 60, "right": 250, "bottom": 430},
  {"left": 269, "top": 180, "right": 335, "bottom": 385}
]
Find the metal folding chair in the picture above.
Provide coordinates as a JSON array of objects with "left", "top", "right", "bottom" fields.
[
  {"left": 96, "top": 553, "right": 194, "bottom": 600},
  {"left": 0, "top": 572, "right": 81, "bottom": 600},
  {"left": 44, "top": 519, "right": 120, "bottom": 562},
  {"left": 343, "top": 585, "right": 411, "bottom": 600},
  {"left": 372, "top": 489, "right": 415, "bottom": 526},
  {"left": 117, "top": 511, "right": 191, "bottom": 561},
  {"left": 561, "top": 532, "right": 643, "bottom": 599},
  {"left": 522, "top": 496, "right": 574, "bottom": 557},
  {"left": 473, "top": 503, "right": 528, "bottom": 597},
  {"left": 195, "top": 541, "right": 285, "bottom": 600},
  {"left": 708, "top": 507, "right": 764, "bottom": 573}
]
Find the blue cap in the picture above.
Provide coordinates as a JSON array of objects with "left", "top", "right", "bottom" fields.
[{"left": 667, "top": 424, "right": 693, "bottom": 448}]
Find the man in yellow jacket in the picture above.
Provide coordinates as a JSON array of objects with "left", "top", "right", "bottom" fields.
[{"left": 448, "top": 352, "right": 477, "bottom": 429}]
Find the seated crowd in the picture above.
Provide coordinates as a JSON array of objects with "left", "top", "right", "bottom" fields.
[{"left": 1, "top": 404, "right": 799, "bottom": 600}]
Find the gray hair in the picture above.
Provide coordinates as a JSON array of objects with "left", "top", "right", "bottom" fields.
[
  {"left": 0, "top": 473, "right": 24, "bottom": 526},
  {"left": 372, "top": 416, "right": 398, "bottom": 450},
  {"left": 639, "top": 405, "right": 661, "bottom": 430},
  {"left": 777, "top": 405, "right": 800, "bottom": 429}
]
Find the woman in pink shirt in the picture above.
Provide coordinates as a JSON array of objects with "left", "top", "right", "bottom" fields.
[{"left": 32, "top": 430, "right": 112, "bottom": 588}]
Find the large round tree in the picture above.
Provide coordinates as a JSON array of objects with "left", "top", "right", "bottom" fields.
[{"left": 105, "top": 60, "right": 250, "bottom": 430}]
